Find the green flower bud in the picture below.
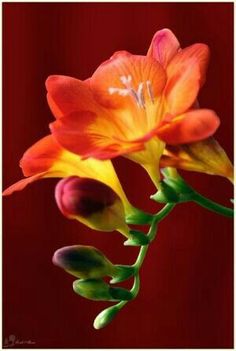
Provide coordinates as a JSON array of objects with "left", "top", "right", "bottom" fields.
[
  {"left": 73, "top": 279, "right": 133, "bottom": 301},
  {"left": 93, "top": 305, "right": 120, "bottom": 330},
  {"left": 52, "top": 245, "right": 117, "bottom": 279},
  {"left": 73, "top": 279, "right": 111, "bottom": 301}
]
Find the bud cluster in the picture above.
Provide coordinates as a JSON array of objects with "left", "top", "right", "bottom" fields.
[{"left": 53, "top": 245, "right": 135, "bottom": 304}]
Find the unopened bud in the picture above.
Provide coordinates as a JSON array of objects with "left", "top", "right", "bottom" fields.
[
  {"left": 73, "top": 278, "right": 133, "bottom": 302},
  {"left": 73, "top": 279, "right": 111, "bottom": 301},
  {"left": 93, "top": 305, "right": 120, "bottom": 329},
  {"left": 52, "top": 245, "right": 116, "bottom": 279},
  {"left": 55, "top": 176, "right": 130, "bottom": 236}
]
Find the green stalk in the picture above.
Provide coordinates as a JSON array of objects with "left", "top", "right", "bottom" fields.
[
  {"left": 115, "top": 204, "right": 175, "bottom": 310},
  {"left": 112, "top": 275, "right": 140, "bottom": 312},
  {"left": 192, "top": 192, "right": 233, "bottom": 218},
  {"left": 134, "top": 203, "right": 175, "bottom": 270},
  {"left": 94, "top": 204, "right": 175, "bottom": 329}
]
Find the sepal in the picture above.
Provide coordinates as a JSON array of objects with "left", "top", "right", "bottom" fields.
[
  {"left": 125, "top": 208, "right": 153, "bottom": 225},
  {"left": 110, "top": 265, "right": 136, "bottom": 284},
  {"left": 151, "top": 169, "right": 195, "bottom": 204},
  {"left": 124, "top": 230, "right": 149, "bottom": 246}
]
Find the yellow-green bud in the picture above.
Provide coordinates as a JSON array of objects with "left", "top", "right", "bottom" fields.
[
  {"left": 73, "top": 278, "right": 133, "bottom": 302},
  {"left": 73, "top": 279, "right": 111, "bottom": 301},
  {"left": 93, "top": 305, "right": 120, "bottom": 330}
]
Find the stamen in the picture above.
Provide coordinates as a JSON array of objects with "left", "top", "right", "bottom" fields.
[
  {"left": 108, "top": 87, "right": 130, "bottom": 96},
  {"left": 120, "top": 75, "right": 132, "bottom": 85},
  {"left": 137, "top": 83, "right": 145, "bottom": 108},
  {"left": 108, "top": 75, "right": 155, "bottom": 108},
  {"left": 146, "top": 81, "right": 154, "bottom": 103},
  {"left": 129, "top": 89, "right": 141, "bottom": 107},
  {"left": 120, "top": 75, "right": 141, "bottom": 107}
]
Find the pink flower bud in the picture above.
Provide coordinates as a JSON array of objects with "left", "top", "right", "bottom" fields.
[{"left": 55, "top": 176, "right": 130, "bottom": 236}]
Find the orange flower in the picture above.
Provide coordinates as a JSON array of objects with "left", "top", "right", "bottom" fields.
[
  {"left": 148, "top": 30, "right": 233, "bottom": 182},
  {"left": 3, "top": 135, "right": 134, "bottom": 216},
  {"left": 48, "top": 29, "right": 220, "bottom": 187}
]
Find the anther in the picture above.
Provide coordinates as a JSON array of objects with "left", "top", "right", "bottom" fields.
[
  {"left": 146, "top": 81, "right": 154, "bottom": 103},
  {"left": 120, "top": 75, "right": 132, "bottom": 85},
  {"left": 108, "top": 75, "right": 155, "bottom": 109},
  {"left": 137, "top": 83, "right": 145, "bottom": 108},
  {"left": 108, "top": 87, "right": 130, "bottom": 97}
]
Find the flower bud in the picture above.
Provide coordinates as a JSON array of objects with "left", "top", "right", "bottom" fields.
[
  {"left": 73, "top": 279, "right": 111, "bottom": 301},
  {"left": 55, "top": 176, "right": 130, "bottom": 237},
  {"left": 73, "top": 278, "right": 133, "bottom": 301},
  {"left": 52, "top": 245, "right": 117, "bottom": 279},
  {"left": 93, "top": 305, "right": 120, "bottom": 330}
]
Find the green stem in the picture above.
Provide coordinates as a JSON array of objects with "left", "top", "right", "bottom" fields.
[
  {"left": 154, "top": 203, "right": 175, "bottom": 225},
  {"left": 193, "top": 192, "right": 234, "bottom": 218},
  {"left": 113, "top": 275, "right": 140, "bottom": 311},
  {"left": 98, "top": 204, "right": 175, "bottom": 322},
  {"left": 133, "top": 203, "right": 175, "bottom": 270}
]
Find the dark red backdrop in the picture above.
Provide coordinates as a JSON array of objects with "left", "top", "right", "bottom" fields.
[{"left": 3, "top": 3, "right": 233, "bottom": 348}]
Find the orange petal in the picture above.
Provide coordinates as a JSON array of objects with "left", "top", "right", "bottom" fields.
[
  {"left": 90, "top": 51, "right": 166, "bottom": 109},
  {"left": 147, "top": 28, "right": 180, "bottom": 67},
  {"left": 20, "top": 135, "right": 62, "bottom": 176},
  {"left": 3, "top": 173, "right": 49, "bottom": 196},
  {"left": 156, "top": 109, "right": 220, "bottom": 145},
  {"left": 50, "top": 111, "right": 145, "bottom": 160},
  {"left": 45, "top": 75, "right": 100, "bottom": 118},
  {"left": 160, "top": 137, "right": 234, "bottom": 181},
  {"left": 165, "top": 44, "right": 210, "bottom": 115}
]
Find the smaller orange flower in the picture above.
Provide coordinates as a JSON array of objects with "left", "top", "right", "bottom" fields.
[{"left": 47, "top": 29, "right": 220, "bottom": 187}]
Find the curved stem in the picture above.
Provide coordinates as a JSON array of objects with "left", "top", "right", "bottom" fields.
[
  {"left": 113, "top": 275, "right": 140, "bottom": 311},
  {"left": 134, "top": 203, "right": 175, "bottom": 270},
  {"left": 193, "top": 192, "right": 233, "bottom": 218},
  {"left": 154, "top": 203, "right": 175, "bottom": 224},
  {"left": 112, "top": 204, "right": 175, "bottom": 318}
]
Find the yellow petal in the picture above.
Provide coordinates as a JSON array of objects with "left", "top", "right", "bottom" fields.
[{"left": 4, "top": 135, "right": 134, "bottom": 214}]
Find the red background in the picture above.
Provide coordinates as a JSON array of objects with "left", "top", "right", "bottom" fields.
[{"left": 3, "top": 3, "right": 233, "bottom": 348}]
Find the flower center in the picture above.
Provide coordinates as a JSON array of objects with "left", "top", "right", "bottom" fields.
[{"left": 108, "top": 75, "right": 155, "bottom": 109}]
